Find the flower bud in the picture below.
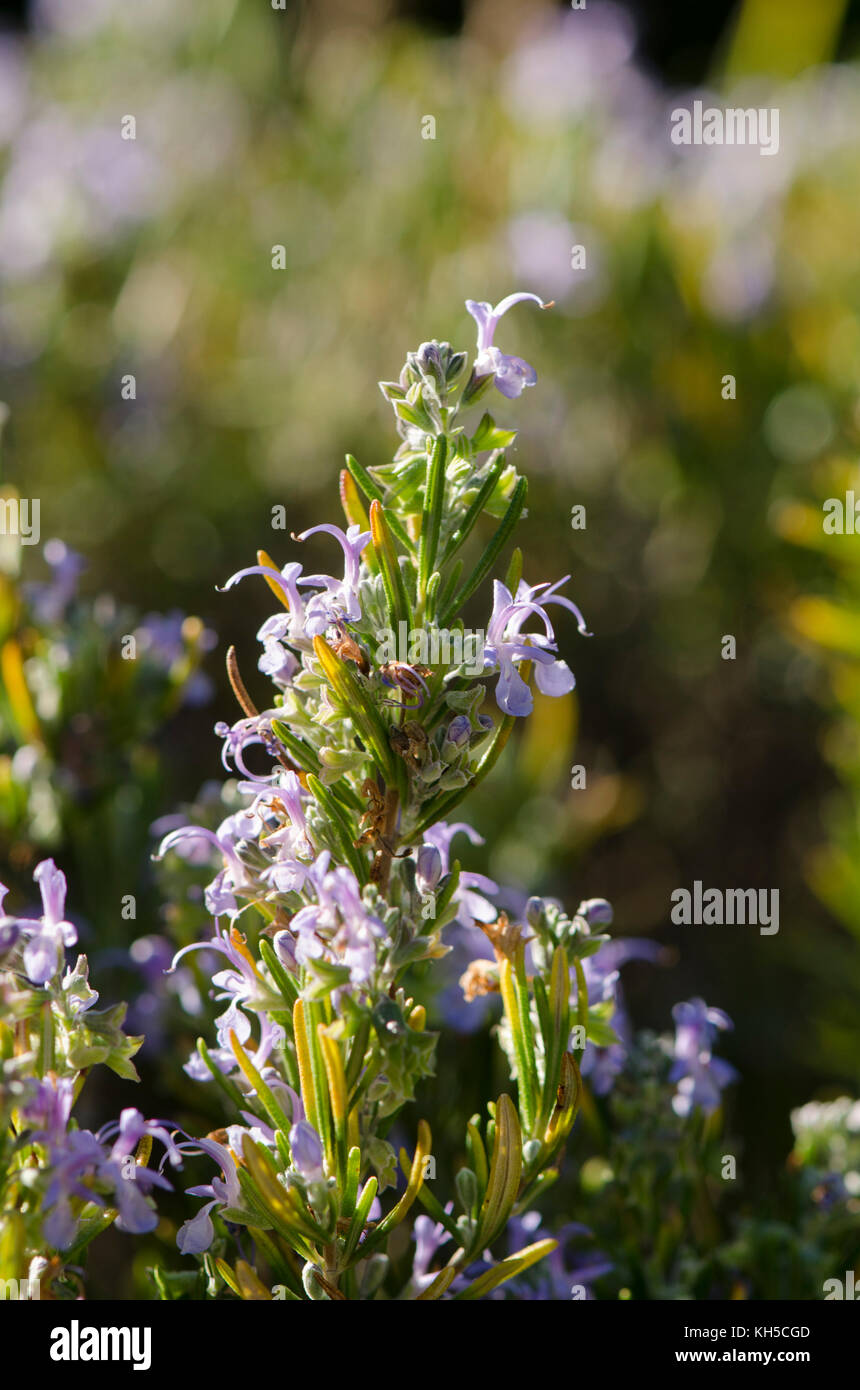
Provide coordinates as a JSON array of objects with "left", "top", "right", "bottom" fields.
[
  {"left": 416, "top": 845, "right": 442, "bottom": 893},
  {"left": 578, "top": 898, "right": 613, "bottom": 927},
  {"left": 445, "top": 350, "right": 468, "bottom": 385},
  {"left": 525, "top": 896, "right": 545, "bottom": 928},
  {"left": 437, "top": 767, "right": 469, "bottom": 792},
  {"left": 414, "top": 341, "right": 445, "bottom": 390},
  {"left": 273, "top": 930, "right": 297, "bottom": 970},
  {"left": 443, "top": 715, "right": 471, "bottom": 752}
]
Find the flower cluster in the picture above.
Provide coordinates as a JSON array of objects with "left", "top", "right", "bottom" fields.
[
  {"left": 0, "top": 859, "right": 180, "bottom": 1295},
  {"left": 151, "top": 296, "right": 737, "bottom": 1301}
]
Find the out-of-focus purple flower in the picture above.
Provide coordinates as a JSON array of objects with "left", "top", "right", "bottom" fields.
[
  {"left": 578, "top": 937, "right": 664, "bottom": 1095},
  {"left": 669, "top": 998, "right": 738, "bottom": 1117},
  {"left": 24, "top": 539, "right": 85, "bottom": 623},
  {"left": 577, "top": 898, "right": 613, "bottom": 927},
  {"left": 409, "top": 1210, "right": 454, "bottom": 1294},
  {"left": 156, "top": 819, "right": 258, "bottom": 920},
  {"left": 498, "top": 1212, "right": 613, "bottom": 1300},
  {"left": 23, "top": 1083, "right": 178, "bottom": 1247},
  {"left": 458, "top": 1211, "right": 612, "bottom": 1300},
  {"left": 504, "top": 5, "right": 636, "bottom": 124},
  {"left": 0, "top": 879, "right": 21, "bottom": 963},
  {"left": 508, "top": 214, "right": 576, "bottom": 304},
  {"left": 466, "top": 292, "right": 549, "bottom": 398},
  {"left": 135, "top": 611, "right": 186, "bottom": 667},
  {"left": 483, "top": 576, "right": 589, "bottom": 717},
  {"left": 289, "top": 1121, "right": 324, "bottom": 1182},
  {"left": 134, "top": 610, "right": 215, "bottom": 706},
  {"left": 21, "top": 1075, "right": 76, "bottom": 1146}
]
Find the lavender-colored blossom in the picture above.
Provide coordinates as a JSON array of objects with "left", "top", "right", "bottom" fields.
[
  {"left": 156, "top": 820, "right": 257, "bottom": 919},
  {"left": 0, "top": 882, "right": 21, "bottom": 962},
  {"left": 409, "top": 1210, "right": 454, "bottom": 1294},
  {"left": 7, "top": 858, "right": 78, "bottom": 985},
  {"left": 256, "top": 614, "right": 300, "bottom": 686},
  {"left": 168, "top": 921, "right": 279, "bottom": 1079},
  {"left": 442, "top": 715, "right": 472, "bottom": 757},
  {"left": 289, "top": 855, "right": 385, "bottom": 988},
  {"left": 497, "top": 1212, "right": 612, "bottom": 1300},
  {"left": 578, "top": 937, "right": 663, "bottom": 1094},
  {"left": 255, "top": 771, "right": 313, "bottom": 862},
  {"left": 466, "top": 292, "right": 549, "bottom": 398},
  {"left": 294, "top": 523, "right": 370, "bottom": 635},
  {"left": 214, "top": 717, "right": 278, "bottom": 782},
  {"left": 24, "top": 539, "right": 85, "bottom": 624},
  {"left": 221, "top": 561, "right": 309, "bottom": 644},
  {"left": 669, "top": 998, "right": 738, "bottom": 1117},
  {"left": 416, "top": 845, "right": 442, "bottom": 896},
  {"left": 483, "top": 577, "right": 589, "bottom": 717},
  {"left": 289, "top": 1121, "right": 324, "bottom": 1181},
  {"left": 577, "top": 897, "right": 613, "bottom": 927},
  {"left": 421, "top": 821, "right": 498, "bottom": 929},
  {"left": 175, "top": 1133, "right": 244, "bottom": 1255},
  {"left": 23, "top": 1083, "right": 178, "bottom": 1248}
]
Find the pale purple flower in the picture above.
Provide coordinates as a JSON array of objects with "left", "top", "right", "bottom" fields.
[
  {"left": 25, "top": 539, "right": 85, "bottom": 624},
  {"left": 24, "top": 1084, "right": 177, "bottom": 1247},
  {"left": 409, "top": 1210, "right": 454, "bottom": 1294},
  {"left": 8, "top": 859, "right": 78, "bottom": 985},
  {"left": 175, "top": 1133, "right": 244, "bottom": 1254},
  {"left": 168, "top": 921, "right": 279, "bottom": 1079},
  {"left": 421, "top": 821, "right": 498, "bottom": 929},
  {"left": 442, "top": 715, "right": 472, "bottom": 755},
  {"left": 289, "top": 854, "right": 385, "bottom": 988},
  {"left": 577, "top": 898, "right": 613, "bottom": 927},
  {"left": 483, "top": 576, "right": 589, "bottom": 717},
  {"left": 256, "top": 614, "right": 300, "bottom": 686},
  {"left": 465, "top": 292, "right": 549, "bottom": 398},
  {"left": 416, "top": 845, "right": 442, "bottom": 896},
  {"left": 220, "top": 561, "right": 309, "bottom": 646},
  {"left": 214, "top": 717, "right": 279, "bottom": 781},
  {"left": 255, "top": 771, "right": 313, "bottom": 862},
  {"left": 494, "top": 1212, "right": 612, "bottom": 1300},
  {"left": 294, "top": 522, "right": 371, "bottom": 635},
  {"left": 289, "top": 1121, "right": 324, "bottom": 1181},
  {"left": 578, "top": 937, "right": 663, "bottom": 1095},
  {"left": 156, "top": 819, "right": 258, "bottom": 919},
  {"left": 669, "top": 998, "right": 738, "bottom": 1117}
]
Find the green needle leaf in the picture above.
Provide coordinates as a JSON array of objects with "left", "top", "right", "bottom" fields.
[{"left": 440, "top": 477, "right": 527, "bottom": 626}]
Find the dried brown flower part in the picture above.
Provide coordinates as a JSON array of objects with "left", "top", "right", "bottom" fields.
[
  {"left": 330, "top": 618, "right": 369, "bottom": 675},
  {"left": 479, "top": 911, "right": 532, "bottom": 961},
  {"left": 390, "top": 719, "right": 428, "bottom": 770},
  {"left": 459, "top": 958, "right": 501, "bottom": 1002}
]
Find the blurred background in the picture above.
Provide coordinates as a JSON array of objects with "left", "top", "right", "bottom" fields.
[{"left": 2, "top": 0, "right": 860, "bottom": 1293}]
